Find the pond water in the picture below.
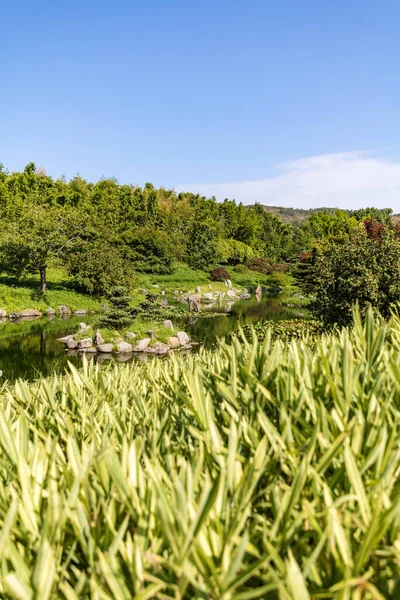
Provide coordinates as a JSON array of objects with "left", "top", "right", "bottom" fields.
[{"left": 0, "top": 297, "right": 308, "bottom": 382}]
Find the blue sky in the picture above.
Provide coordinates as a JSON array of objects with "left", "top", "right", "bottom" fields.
[{"left": 2, "top": 0, "right": 400, "bottom": 208}]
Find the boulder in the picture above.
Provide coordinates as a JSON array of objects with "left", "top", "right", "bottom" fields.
[
  {"left": 97, "top": 343, "right": 114, "bottom": 353},
  {"left": 163, "top": 319, "right": 174, "bottom": 330},
  {"left": 188, "top": 294, "right": 201, "bottom": 312},
  {"left": 195, "top": 286, "right": 201, "bottom": 293},
  {"left": 203, "top": 292, "right": 214, "bottom": 301},
  {"left": 46, "top": 307, "right": 55, "bottom": 316},
  {"left": 226, "top": 289, "right": 236, "bottom": 298},
  {"left": 146, "top": 329, "right": 156, "bottom": 339},
  {"left": 74, "top": 309, "right": 86, "bottom": 316},
  {"left": 116, "top": 341, "right": 133, "bottom": 353},
  {"left": 168, "top": 336, "right": 180, "bottom": 349},
  {"left": 77, "top": 338, "right": 93, "bottom": 349},
  {"left": 177, "top": 331, "right": 190, "bottom": 346},
  {"left": 20, "top": 309, "right": 42, "bottom": 317},
  {"left": 66, "top": 338, "right": 78, "bottom": 350},
  {"left": 225, "top": 279, "right": 232, "bottom": 286},
  {"left": 95, "top": 330, "right": 104, "bottom": 345},
  {"left": 133, "top": 338, "right": 151, "bottom": 352},
  {"left": 145, "top": 342, "right": 170, "bottom": 355},
  {"left": 78, "top": 322, "right": 91, "bottom": 333},
  {"left": 57, "top": 335, "right": 75, "bottom": 343},
  {"left": 58, "top": 305, "right": 71, "bottom": 314},
  {"left": 126, "top": 332, "right": 136, "bottom": 339}
]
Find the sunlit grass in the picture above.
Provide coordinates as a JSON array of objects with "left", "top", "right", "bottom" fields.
[{"left": 0, "top": 308, "right": 399, "bottom": 597}]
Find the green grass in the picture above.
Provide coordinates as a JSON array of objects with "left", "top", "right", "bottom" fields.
[
  {"left": 0, "top": 267, "right": 102, "bottom": 313},
  {"left": 0, "top": 308, "right": 399, "bottom": 597}
]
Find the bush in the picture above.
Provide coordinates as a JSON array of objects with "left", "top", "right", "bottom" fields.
[
  {"left": 270, "top": 263, "right": 289, "bottom": 273},
  {"left": 210, "top": 267, "right": 231, "bottom": 281},
  {"left": 66, "top": 242, "right": 136, "bottom": 296},
  {"left": 232, "top": 263, "right": 249, "bottom": 273},
  {"left": 99, "top": 286, "right": 133, "bottom": 329},
  {"left": 246, "top": 257, "right": 272, "bottom": 274},
  {"left": 311, "top": 228, "right": 400, "bottom": 325}
]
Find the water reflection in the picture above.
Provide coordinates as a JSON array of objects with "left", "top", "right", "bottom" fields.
[{"left": 0, "top": 297, "right": 308, "bottom": 381}]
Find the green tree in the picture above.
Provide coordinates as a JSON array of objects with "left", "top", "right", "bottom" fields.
[
  {"left": 0, "top": 205, "right": 85, "bottom": 292},
  {"left": 311, "top": 228, "right": 400, "bottom": 325}
]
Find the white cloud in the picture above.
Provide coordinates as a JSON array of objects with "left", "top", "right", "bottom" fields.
[{"left": 177, "top": 151, "right": 400, "bottom": 210}]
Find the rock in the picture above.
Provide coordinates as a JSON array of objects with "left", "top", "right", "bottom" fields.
[
  {"left": 225, "top": 279, "right": 232, "bottom": 286},
  {"left": 168, "top": 336, "right": 180, "bottom": 349},
  {"left": 78, "top": 322, "right": 91, "bottom": 333},
  {"left": 152, "top": 284, "right": 159, "bottom": 288},
  {"left": 95, "top": 330, "right": 104, "bottom": 345},
  {"left": 203, "top": 292, "right": 214, "bottom": 301},
  {"left": 132, "top": 338, "right": 151, "bottom": 352},
  {"left": 173, "top": 290, "right": 179, "bottom": 295},
  {"left": 195, "top": 286, "right": 201, "bottom": 293},
  {"left": 145, "top": 342, "right": 170, "bottom": 355},
  {"left": 146, "top": 329, "right": 156, "bottom": 339},
  {"left": 161, "top": 298, "right": 168, "bottom": 307},
  {"left": 77, "top": 338, "right": 93, "bottom": 350},
  {"left": 81, "top": 347, "right": 97, "bottom": 353},
  {"left": 116, "top": 341, "right": 133, "bottom": 353},
  {"left": 177, "top": 331, "right": 190, "bottom": 346},
  {"left": 255, "top": 285, "right": 262, "bottom": 296},
  {"left": 46, "top": 307, "right": 55, "bottom": 316},
  {"left": 240, "top": 293, "right": 251, "bottom": 299},
  {"left": 163, "top": 319, "right": 174, "bottom": 330},
  {"left": 66, "top": 338, "right": 78, "bottom": 350},
  {"left": 101, "top": 304, "right": 110, "bottom": 312},
  {"left": 20, "top": 309, "right": 42, "bottom": 317},
  {"left": 181, "top": 343, "right": 193, "bottom": 350},
  {"left": 73, "top": 309, "right": 86, "bottom": 316},
  {"left": 58, "top": 305, "right": 71, "bottom": 314},
  {"left": 188, "top": 294, "right": 201, "bottom": 312},
  {"left": 97, "top": 343, "right": 114, "bottom": 353},
  {"left": 0, "top": 309, "right": 6, "bottom": 318},
  {"left": 126, "top": 332, "right": 136, "bottom": 339},
  {"left": 9, "top": 312, "right": 21, "bottom": 321},
  {"left": 161, "top": 290, "right": 165, "bottom": 296},
  {"left": 226, "top": 289, "right": 236, "bottom": 298},
  {"left": 57, "top": 334, "right": 75, "bottom": 343}
]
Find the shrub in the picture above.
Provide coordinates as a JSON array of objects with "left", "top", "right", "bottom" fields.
[
  {"left": 270, "top": 262, "right": 289, "bottom": 273},
  {"left": 210, "top": 267, "right": 231, "bottom": 281},
  {"left": 246, "top": 257, "right": 272, "bottom": 274},
  {"left": 99, "top": 286, "right": 133, "bottom": 329},
  {"left": 232, "top": 263, "right": 249, "bottom": 273}
]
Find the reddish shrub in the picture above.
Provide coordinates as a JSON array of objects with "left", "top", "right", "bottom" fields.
[
  {"left": 270, "top": 263, "right": 289, "bottom": 273},
  {"left": 363, "top": 218, "right": 385, "bottom": 242},
  {"left": 246, "top": 258, "right": 272, "bottom": 274},
  {"left": 210, "top": 267, "right": 231, "bottom": 281},
  {"left": 299, "top": 251, "right": 311, "bottom": 263}
]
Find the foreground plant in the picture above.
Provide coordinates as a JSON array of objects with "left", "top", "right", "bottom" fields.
[{"left": 0, "top": 309, "right": 400, "bottom": 598}]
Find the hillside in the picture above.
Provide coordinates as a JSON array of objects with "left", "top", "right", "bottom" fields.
[{"left": 259, "top": 205, "right": 339, "bottom": 223}]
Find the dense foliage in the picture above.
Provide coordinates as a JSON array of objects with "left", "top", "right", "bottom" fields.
[
  {"left": 0, "top": 310, "right": 400, "bottom": 597},
  {"left": 308, "top": 224, "right": 400, "bottom": 325}
]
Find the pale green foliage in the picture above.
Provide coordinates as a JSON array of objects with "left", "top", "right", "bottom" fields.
[{"left": 0, "top": 309, "right": 399, "bottom": 597}]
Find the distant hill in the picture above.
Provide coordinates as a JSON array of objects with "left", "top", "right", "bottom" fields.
[
  {"left": 257, "top": 205, "right": 339, "bottom": 224},
  {"left": 256, "top": 205, "right": 400, "bottom": 224}
]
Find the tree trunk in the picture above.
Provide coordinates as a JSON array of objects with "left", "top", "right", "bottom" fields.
[{"left": 40, "top": 266, "right": 47, "bottom": 293}]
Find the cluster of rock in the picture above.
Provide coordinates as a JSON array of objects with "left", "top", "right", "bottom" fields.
[
  {"left": 57, "top": 323, "right": 193, "bottom": 357},
  {"left": 0, "top": 306, "right": 88, "bottom": 322}
]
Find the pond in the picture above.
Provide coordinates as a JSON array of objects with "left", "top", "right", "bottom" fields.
[{"left": 0, "top": 297, "right": 308, "bottom": 382}]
